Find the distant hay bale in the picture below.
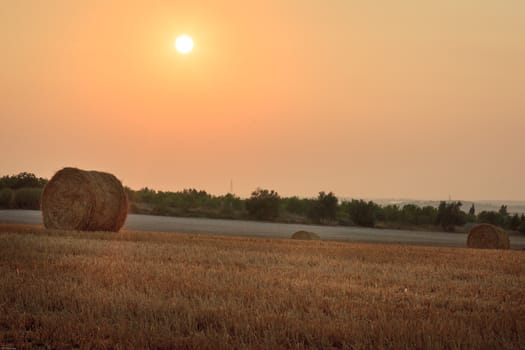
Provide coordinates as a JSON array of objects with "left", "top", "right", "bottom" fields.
[
  {"left": 291, "top": 230, "right": 320, "bottom": 241},
  {"left": 41, "top": 167, "right": 128, "bottom": 232},
  {"left": 467, "top": 224, "right": 509, "bottom": 250}
]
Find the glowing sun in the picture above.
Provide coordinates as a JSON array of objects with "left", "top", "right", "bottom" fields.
[{"left": 175, "top": 35, "right": 194, "bottom": 54}]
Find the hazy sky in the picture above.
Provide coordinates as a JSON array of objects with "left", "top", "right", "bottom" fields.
[{"left": 1, "top": 1, "right": 524, "bottom": 200}]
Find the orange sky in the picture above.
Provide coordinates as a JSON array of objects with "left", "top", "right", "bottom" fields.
[{"left": 1, "top": 1, "right": 524, "bottom": 200}]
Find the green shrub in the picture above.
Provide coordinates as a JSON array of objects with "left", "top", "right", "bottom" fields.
[
  {"left": 13, "top": 187, "right": 42, "bottom": 210},
  {"left": 0, "top": 188, "right": 13, "bottom": 208}
]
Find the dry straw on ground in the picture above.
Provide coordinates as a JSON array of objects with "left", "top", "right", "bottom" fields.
[
  {"left": 291, "top": 230, "right": 320, "bottom": 240},
  {"left": 41, "top": 167, "right": 127, "bottom": 232},
  {"left": 1, "top": 224, "right": 524, "bottom": 349},
  {"left": 467, "top": 223, "right": 510, "bottom": 249}
]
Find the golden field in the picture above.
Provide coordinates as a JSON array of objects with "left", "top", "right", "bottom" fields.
[{"left": 0, "top": 223, "right": 524, "bottom": 349}]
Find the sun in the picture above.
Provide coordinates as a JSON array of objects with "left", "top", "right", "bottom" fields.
[{"left": 175, "top": 35, "right": 194, "bottom": 54}]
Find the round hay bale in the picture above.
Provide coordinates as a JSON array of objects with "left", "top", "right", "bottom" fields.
[
  {"left": 291, "top": 230, "right": 320, "bottom": 240},
  {"left": 467, "top": 224, "right": 509, "bottom": 250},
  {"left": 41, "top": 167, "right": 128, "bottom": 232}
]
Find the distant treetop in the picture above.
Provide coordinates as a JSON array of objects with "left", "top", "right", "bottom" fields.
[{"left": 0, "top": 172, "right": 48, "bottom": 189}]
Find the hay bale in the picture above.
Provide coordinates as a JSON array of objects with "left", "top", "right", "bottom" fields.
[
  {"left": 467, "top": 224, "right": 509, "bottom": 250},
  {"left": 41, "top": 167, "right": 128, "bottom": 232},
  {"left": 291, "top": 230, "right": 320, "bottom": 240}
]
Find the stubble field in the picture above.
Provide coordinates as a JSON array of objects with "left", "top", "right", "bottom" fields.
[{"left": 0, "top": 223, "right": 524, "bottom": 349}]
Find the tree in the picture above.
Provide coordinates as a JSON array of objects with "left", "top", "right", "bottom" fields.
[
  {"left": 477, "top": 211, "right": 504, "bottom": 227},
  {"left": 12, "top": 188, "right": 42, "bottom": 210},
  {"left": 499, "top": 205, "right": 509, "bottom": 217},
  {"left": 465, "top": 203, "right": 477, "bottom": 223},
  {"left": 218, "top": 193, "right": 243, "bottom": 217},
  {"left": 245, "top": 188, "right": 280, "bottom": 220},
  {"left": 124, "top": 186, "right": 135, "bottom": 202},
  {"left": 348, "top": 199, "right": 377, "bottom": 227},
  {"left": 509, "top": 214, "right": 521, "bottom": 231},
  {"left": 283, "top": 196, "right": 311, "bottom": 216},
  {"left": 435, "top": 201, "right": 466, "bottom": 231},
  {"left": 378, "top": 204, "right": 401, "bottom": 222},
  {"left": 0, "top": 172, "right": 48, "bottom": 189},
  {"left": 468, "top": 204, "right": 476, "bottom": 217},
  {"left": 308, "top": 191, "right": 338, "bottom": 224},
  {"left": 0, "top": 188, "right": 13, "bottom": 208},
  {"left": 518, "top": 215, "right": 525, "bottom": 234},
  {"left": 519, "top": 221, "right": 525, "bottom": 235},
  {"left": 401, "top": 204, "right": 419, "bottom": 225},
  {"left": 135, "top": 187, "right": 157, "bottom": 203},
  {"left": 419, "top": 205, "right": 438, "bottom": 225}
]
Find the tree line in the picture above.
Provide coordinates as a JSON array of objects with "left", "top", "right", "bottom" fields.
[
  {"left": 0, "top": 173, "right": 47, "bottom": 209},
  {"left": 1, "top": 172, "right": 524, "bottom": 233}
]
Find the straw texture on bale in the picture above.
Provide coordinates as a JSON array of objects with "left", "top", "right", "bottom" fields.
[
  {"left": 41, "top": 167, "right": 128, "bottom": 232},
  {"left": 291, "top": 231, "right": 321, "bottom": 240},
  {"left": 467, "top": 224, "right": 510, "bottom": 250}
]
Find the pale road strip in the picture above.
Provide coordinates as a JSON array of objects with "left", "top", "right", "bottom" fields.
[{"left": 1, "top": 210, "right": 524, "bottom": 249}]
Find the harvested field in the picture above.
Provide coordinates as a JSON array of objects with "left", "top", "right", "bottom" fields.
[{"left": 0, "top": 223, "right": 524, "bottom": 349}]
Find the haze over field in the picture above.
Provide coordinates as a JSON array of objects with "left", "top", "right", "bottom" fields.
[{"left": 1, "top": 1, "right": 524, "bottom": 200}]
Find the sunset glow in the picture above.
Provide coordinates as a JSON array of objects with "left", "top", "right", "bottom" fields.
[
  {"left": 175, "top": 35, "right": 193, "bottom": 54},
  {"left": 1, "top": 1, "right": 524, "bottom": 200}
]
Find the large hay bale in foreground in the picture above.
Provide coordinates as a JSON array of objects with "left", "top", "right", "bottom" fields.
[
  {"left": 291, "top": 230, "right": 320, "bottom": 241},
  {"left": 41, "top": 167, "right": 128, "bottom": 232},
  {"left": 467, "top": 224, "right": 509, "bottom": 250}
]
